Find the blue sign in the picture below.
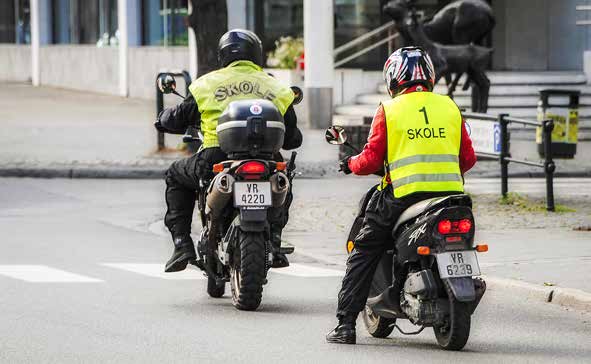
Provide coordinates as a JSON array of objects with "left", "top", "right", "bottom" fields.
[{"left": 493, "top": 123, "right": 501, "bottom": 153}]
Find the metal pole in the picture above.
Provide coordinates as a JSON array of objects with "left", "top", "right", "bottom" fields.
[
  {"left": 30, "top": 0, "right": 40, "bottom": 86},
  {"left": 499, "top": 113, "right": 509, "bottom": 197},
  {"left": 156, "top": 73, "right": 165, "bottom": 150},
  {"left": 543, "top": 119, "right": 556, "bottom": 211},
  {"left": 118, "top": 0, "right": 129, "bottom": 96}
]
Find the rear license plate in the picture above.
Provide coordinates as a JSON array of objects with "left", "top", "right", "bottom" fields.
[
  {"left": 234, "top": 182, "right": 272, "bottom": 207},
  {"left": 436, "top": 251, "right": 481, "bottom": 278}
]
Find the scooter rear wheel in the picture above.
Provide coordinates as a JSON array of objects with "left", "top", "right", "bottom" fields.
[{"left": 433, "top": 283, "right": 471, "bottom": 350}]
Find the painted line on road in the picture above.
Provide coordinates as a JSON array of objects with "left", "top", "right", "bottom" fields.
[
  {"left": 0, "top": 265, "right": 103, "bottom": 283},
  {"left": 101, "top": 263, "right": 206, "bottom": 280},
  {"left": 270, "top": 263, "right": 344, "bottom": 277}
]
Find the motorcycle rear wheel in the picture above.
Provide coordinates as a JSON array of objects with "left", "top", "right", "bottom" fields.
[
  {"left": 362, "top": 305, "right": 395, "bottom": 338},
  {"left": 433, "top": 286, "right": 471, "bottom": 350},
  {"left": 230, "top": 231, "right": 266, "bottom": 311}
]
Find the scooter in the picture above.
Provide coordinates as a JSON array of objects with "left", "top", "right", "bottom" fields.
[{"left": 326, "top": 125, "right": 487, "bottom": 351}]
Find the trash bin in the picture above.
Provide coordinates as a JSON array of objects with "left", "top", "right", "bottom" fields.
[{"left": 537, "top": 89, "right": 580, "bottom": 159}]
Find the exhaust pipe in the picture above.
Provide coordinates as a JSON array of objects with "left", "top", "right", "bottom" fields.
[
  {"left": 270, "top": 172, "right": 290, "bottom": 207},
  {"left": 206, "top": 173, "right": 235, "bottom": 215}
]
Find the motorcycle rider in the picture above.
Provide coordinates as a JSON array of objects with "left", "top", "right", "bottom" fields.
[
  {"left": 154, "top": 29, "right": 302, "bottom": 273},
  {"left": 326, "top": 46, "right": 476, "bottom": 344}
]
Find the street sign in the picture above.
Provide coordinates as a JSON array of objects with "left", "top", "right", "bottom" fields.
[{"left": 465, "top": 120, "right": 501, "bottom": 154}]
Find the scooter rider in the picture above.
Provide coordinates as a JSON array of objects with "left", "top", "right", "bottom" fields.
[
  {"left": 154, "top": 29, "right": 302, "bottom": 273},
  {"left": 326, "top": 46, "right": 476, "bottom": 344}
]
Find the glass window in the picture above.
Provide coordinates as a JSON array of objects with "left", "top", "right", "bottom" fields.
[
  {"left": 15, "top": 0, "right": 31, "bottom": 44},
  {"left": 142, "top": 0, "right": 188, "bottom": 46},
  {"left": 0, "top": 1, "right": 16, "bottom": 43},
  {"left": 51, "top": 0, "right": 118, "bottom": 45}
]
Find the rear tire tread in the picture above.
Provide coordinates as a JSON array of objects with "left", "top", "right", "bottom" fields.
[{"left": 232, "top": 232, "right": 266, "bottom": 311}]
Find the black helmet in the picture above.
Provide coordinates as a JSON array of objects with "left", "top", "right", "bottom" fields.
[{"left": 218, "top": 29, "right": 264, "bottom": 67}]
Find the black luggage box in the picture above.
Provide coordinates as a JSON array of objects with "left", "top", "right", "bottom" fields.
[{"left": 216, "top": 99, "right": 285, "bottom": 158}]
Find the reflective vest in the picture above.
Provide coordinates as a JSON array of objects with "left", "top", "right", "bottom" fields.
[
  {"left": 380, "top": 92, "right": 464, "bottom": 198},
  {"left": 189, "top": 60, "right": 295, "bottom": 148}
]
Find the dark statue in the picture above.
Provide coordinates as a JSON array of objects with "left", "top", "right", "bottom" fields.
[{"left": 384, "top": 0, "right": 494, "bottom": 113}]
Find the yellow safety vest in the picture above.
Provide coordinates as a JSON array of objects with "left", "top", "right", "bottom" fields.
[
  {"left": 189, "top": 60, "right": 295, "bottom": 148},
  {"left": 380, "top": 92, "right": 464, "bottom": 198}
]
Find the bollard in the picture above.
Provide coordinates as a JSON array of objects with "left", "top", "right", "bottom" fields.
[
  {"left": 543, "top": 119, "right": 556, "bottom": 211},
  {"left": 156, "top": 82, "right": 165, "bottom": 151},
  {"left": 498, "top": 113, "right": 509, "bottom": 197}
]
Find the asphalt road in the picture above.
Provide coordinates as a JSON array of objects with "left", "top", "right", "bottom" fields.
[{"left": 1, "top": 178, "right": 590, "bottom": 363}]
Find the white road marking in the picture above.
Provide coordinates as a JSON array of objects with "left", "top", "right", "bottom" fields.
[
  {"left": 270, "top": 263, "right": 344, "bottom": 277},
  {"left": 101, "top": 263, "right": 206, "bottom": 280},
  {"left": 0, "top": 265, "right": 103, "bottom": 283}
]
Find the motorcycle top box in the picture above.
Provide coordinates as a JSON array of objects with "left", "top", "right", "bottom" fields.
[{"left": 216, "top": 99, "right": 285, "bottom": 158}]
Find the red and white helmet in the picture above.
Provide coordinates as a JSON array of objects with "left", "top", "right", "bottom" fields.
[{"left": 383, "top": 46, "right": 436, "bottom": 97}]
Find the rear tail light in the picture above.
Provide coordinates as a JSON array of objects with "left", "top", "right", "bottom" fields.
[
  {"left": 237, "top": 161, "right": 266, "bottom": 175},
  {"left": 438, "top": 218, "right": 473, "bottom": 235}
]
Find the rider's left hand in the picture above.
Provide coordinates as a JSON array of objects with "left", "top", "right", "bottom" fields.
[{"left": 339, "top": 156, "right": 352, "bottom": 175}]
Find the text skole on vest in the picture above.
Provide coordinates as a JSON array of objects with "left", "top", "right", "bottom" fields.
[
  {"left": 407, "top": 127, "right": 446, "bottom": 140},
  {"left": 214, "top": 81, "right": 276, "bottom": 102}
]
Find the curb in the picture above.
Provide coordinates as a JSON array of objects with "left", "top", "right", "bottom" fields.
[
  {"left": 484, "top": 276, "right": 591, "bottom": 312},
  {"left": 1, "top": 164, "right": 591, "bottom": 179}
]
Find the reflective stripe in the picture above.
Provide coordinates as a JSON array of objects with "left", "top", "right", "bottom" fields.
[
  {"left": 389, "top": 154, "right": 459, "bottom": 170},
  {"left": 215, "top": 120, "right": 285, "bottom": 133},
  {"left": 392, "top": 173, "right": 463, "bottom": 189}
]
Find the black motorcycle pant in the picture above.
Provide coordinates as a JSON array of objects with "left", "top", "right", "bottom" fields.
[
  {"left": 336, "top": 185, "right": 452, "bottom": 318},
  {"left": 164, "top": 147, "right": 291, "bottom": 239}
]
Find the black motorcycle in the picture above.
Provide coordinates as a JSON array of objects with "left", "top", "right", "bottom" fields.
[
  {"left": 158, "top": 73, "right": 302, "bottom": 311},
  {"left": 326, "top": 125, "right": 487, "bottom": 351}
]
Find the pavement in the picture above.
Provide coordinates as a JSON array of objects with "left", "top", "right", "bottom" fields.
[
  {"left": 2, "top": 82, "right": 591, "bottom": 178},
  {"left": 1, "top": 177, "right": 590, "bottom": 363}
]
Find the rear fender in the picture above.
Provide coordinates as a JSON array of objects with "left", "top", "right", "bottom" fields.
[
  {"left": 443, "top": 277, "right": 476, "bottom": 302},
  {"left": 238, "top": 208, "right": 268, "bottom": 232}
]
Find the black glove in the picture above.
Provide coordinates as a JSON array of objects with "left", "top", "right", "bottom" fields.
[
  {"left": 339, "top": 156, "right": 352, "bottom": 175},
  {"left": 154, "top": 121, "right": 167, "bottom": 133}
]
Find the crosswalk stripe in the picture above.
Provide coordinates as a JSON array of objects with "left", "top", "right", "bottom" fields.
[
  {"left": 0, "top": 265, "right": 103, "bottom": 283},
  {"left": 101, "top": 263, "right": 206, "bottom": 280},
  {"left": 270, "top": 263, "right": 344, "bottom": 277}
]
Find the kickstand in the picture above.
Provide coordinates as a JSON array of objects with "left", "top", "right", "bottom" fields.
[{"left": 389, "top": 324, "right": 425, "bottom": 335}]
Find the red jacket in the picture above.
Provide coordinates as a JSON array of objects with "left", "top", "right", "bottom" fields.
[{"left": 349, "top": 89, "right": 476, "bottom": 177}]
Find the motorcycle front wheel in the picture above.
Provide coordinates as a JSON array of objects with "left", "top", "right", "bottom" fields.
[{"left": 230, "top": 231, "right": 266, "bottom": 311}]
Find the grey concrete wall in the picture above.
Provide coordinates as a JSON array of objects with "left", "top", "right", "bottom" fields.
[
  {"left": 128, "top": 46, "right": 190, "bottom": 100},
  {"left": 492, "top": 0, "right": 590, "bottom": 71},
  {"left": 39, "top": 46, "right": 119, "bottom": 94},
  {"left": 0, "top": 45, "right": 32, "bottom": 82}
]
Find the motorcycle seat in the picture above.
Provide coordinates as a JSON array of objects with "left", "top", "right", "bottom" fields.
[{"left": 393, "top": 194, "right": 472, "bottom": 232}]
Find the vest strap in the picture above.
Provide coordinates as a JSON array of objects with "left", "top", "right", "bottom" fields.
[
  {"left": 389, "top": 154, "right": 459, "bottom": 170},
  {"left": 392, "top": 173, "right": 463, "bottom": 189}
]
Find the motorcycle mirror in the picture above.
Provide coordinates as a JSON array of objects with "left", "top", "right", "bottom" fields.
[
  {"left": 325, "top": 125, "right": 348, "bottom": 145},
  {"left": 291, "top": 86, "right": 303, "bottom": 105},
  {"left": 157, "top": 73, "right": 177, "bottom": 95}
]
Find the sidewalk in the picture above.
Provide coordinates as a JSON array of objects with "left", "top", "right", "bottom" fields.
[
  {"left": 2, "top": 82, "right": 591, "bottom": 178},
  {"left": 0, "top": 83, "right": 337, "bottom": 178}
]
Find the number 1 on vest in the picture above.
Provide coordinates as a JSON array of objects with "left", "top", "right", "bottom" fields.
[{"left": 419, "top": 106, "right": 429, "bottom": 125}]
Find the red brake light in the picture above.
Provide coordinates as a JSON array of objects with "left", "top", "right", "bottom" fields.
[
  {"left": 438, "top": 220, "right": 451, "bottom": 234},
  {"left": 458, "top": 219, "right": 472, "bottom": 233},
  {"left": 237, "top": 161, "right": 266, "bottom": 174}
]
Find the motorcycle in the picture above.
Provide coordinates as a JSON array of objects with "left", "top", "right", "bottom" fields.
[
  {"left": 325, "top": 125, "right": 487, "bottom": 351},
  {"left": 157, "top": 73, "right": 303, "bottom": 311}
]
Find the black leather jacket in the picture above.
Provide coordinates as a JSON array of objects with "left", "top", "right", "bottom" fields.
[{"left": 157, "top": 95, "right": 303, "bottom": 150}]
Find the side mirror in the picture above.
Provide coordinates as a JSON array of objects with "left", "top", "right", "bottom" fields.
[
  {"left": 157, "top": 73, "right": 177, "bottom": 94},
  {"left": 325, "top": 125, "right": 348, "bottom": 145},
  {"left": 291, "top": 86, "right": 304, "bottom": 105}
]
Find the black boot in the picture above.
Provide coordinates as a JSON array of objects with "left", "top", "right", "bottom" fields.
[
  {"left": 165, "top": 235, "right": 196, "bottom": 273},
  {"left": 270, "top": 227, "right": 289, "bottom": 268},
  {"left": 326, "top": 314, "right": 357, "bottom": 344}
]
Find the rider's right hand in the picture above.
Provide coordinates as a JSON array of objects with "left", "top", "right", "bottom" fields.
[
  {"left": 154, "top": 121, "right": 167, "bottom": 133},
  {"left": 339, "top": 156, "right": 352, "bottom": 175}
]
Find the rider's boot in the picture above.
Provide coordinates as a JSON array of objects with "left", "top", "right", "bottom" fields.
[
  {"left": 164, "top": 234, "right": 197, "bottom": 273},
  {"left": 326, "top": 313, "right": 357, "bottom": 344},
  {"left": 270, "top": 226, "right": 289, "bottom": 268}
]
